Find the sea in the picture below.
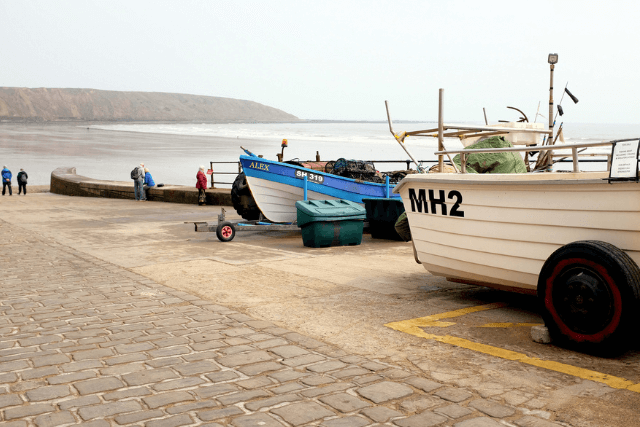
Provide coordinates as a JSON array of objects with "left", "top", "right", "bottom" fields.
[{"left": 1, "top": 121, "right": 639, "bottom": 187}]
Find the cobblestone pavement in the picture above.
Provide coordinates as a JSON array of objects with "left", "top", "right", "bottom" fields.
[{"left": 0, "top": 220, "right": 571, "bottom": 426}]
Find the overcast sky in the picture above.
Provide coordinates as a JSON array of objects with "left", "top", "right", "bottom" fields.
[{"left": 1, "top": 1, "right": 638, "bottom": 123}]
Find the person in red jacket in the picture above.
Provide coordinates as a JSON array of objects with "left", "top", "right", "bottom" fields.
[{"left": 196, "top": 165, "right": 207, "bottom": 205}]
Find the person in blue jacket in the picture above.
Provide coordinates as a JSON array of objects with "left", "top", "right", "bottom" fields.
[
  {"left": 1, "top": 166, "right": 12, "bottom": 196},
  {"left": 142, "top": 167, "right": 155, "bottom": 201}
]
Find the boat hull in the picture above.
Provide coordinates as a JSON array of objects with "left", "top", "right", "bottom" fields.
[
  {"left": 393, "top": 172, "right": 640, "bottom": 294},
  {"left": 240, "top": 155, "right": 400, "bottom": 223}
]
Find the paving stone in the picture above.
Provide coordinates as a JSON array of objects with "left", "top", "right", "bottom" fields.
[
  {"left": 321, "top": 416, "right": 370, "bottom": 427},
  {"left": 269, "top": 345, "right": 309, "bottom": 358},
  {"left": 78, "top": 400, "right": 143, "bottom": 420},
  {"left": 100, "top": 361, "right": 147, "bottom": 375},
  {"left": 114, "top": 409, "right": 165, "bottom": 424},
  {"left": 173, "top": 360, "right": 220, "bottom": 376},
  {"left": 218, "top": 345, "right": 254, "bottom": 356},
  {"left": 237, "top": 376, "right": 273, "bottom": 389},
  {"left": 271, "top": 401, "right": 335, "bottom": 426},
  {"left": 26, "top": 385, "right": 71, "bottom": 402},
  {"left": 188, "top": 332, "right": 225, "bottom": 342},
  {"left": 282, "top": 354, "right": 326, "bottom": 367},
  {"left": 5, "top": 421, "right": 28, "bottom": 427},
  {"left": 34, "top": 411, "right": 76, "bottom": 427},
  {"left": 5, "top": 403, "right": 55, "bottom": 420},
  {"left": 301, "top": 383, "right": 353, "bottom": 398},
  {"left": 394, "top": 411, "right": 448, "bottom": 427},
  {"left": 231, "top": 412, "right": 285, "bottom": 427},
  {"left": 166, "top": 400, "right": 218, "bottom": 415},
  {"left": 238, "top": 361, "right": 284, "bottom": 376},
  {"left": 268, "top": 370, "right": 308, "bottom": 382},
  {"left": 307, "top": 360, "right": 348, "bottom": 373},
  {"left": 353, "top": 374, "right": 382, "bottom": 385},
  {"left": 153, "top": 376, "right": 206, "bottom": 391},
  {"left": 270, "top": 382, "right": 306, "bottom": 394},
  {"left": 194, "top": 383, "right": 240, "bottom": 399},
  {"left": 122, "top": 368, "right": 179, "bottom": 386},
  {"left": 191, "top": 341, "right": 227, "bottom": 352},
  {"left": 61, "top": 360, "right": 103, "bottom": 372},
  {"left": 0, "top": 360, "right": 30, "bottom": 373},
  {"left": 382, "top": 368, "right": 413, "bottom": 380},
  {"left": 217, "top": 350, "right": 273, "bottom": 367},
  {"left": 144, "top": 391, "right": 195, "bottom": 409},
  {"left": 197, "top": 406, "right": 244, "bottom": 421},
  {"left": 435, "top": 404, "right": 474, "bottom": 419},
  {"left": 435, "top": 388, "right": 474, "bottom": 403},
  {"left": 205, "top": 371, "right": 241, "bottom": 383},
  {"left": 400, "top": 396, "right": 445, "bottom": 412},
  {"left": 514, "top": 415, "right": 563, "bottom": 427},
  {"left": 20, "top": 366, "right": 59, "bottom": 381},
  {"left": 360, "top": 361, "right": 388, "bottom": 371},
  {"left": 361, "top": 406, "right": 403, "bottom": 422},
  {"left": 454, "top": 417, "right": 503, "bottom": 427},
  {"left": 282, "top": 333, "right": 325, "bottom": 349},
  {"left": 104, "top": 387, "right": 152, "bottom": 401},
  {"left": 332, "top": 367, "right": 371, "bottom": 379},
  {"left": 0, "top": 393, "right": 23, "bottom": 408},
  {"left": 217, "top": 389, "right": 270, "bottom": 405},
  {"left": 146, "top": 414, "right": 194, "bottom": 427},
  {"left": 469, "top": 399, "right": 516, "bottom": 418},
  {"left": 357, "top": 381, "right": 413, "bottom": 404},
  {"left": 32, "top": 354, "right": 71, "bottom": 368},
  {"left": 300, "top": 375, "right": 336, "bottom": 387},
  {"left": 0, "top": 372, "right": 18, "bottom": 384},
  {"left": 405, "top": 377, "right": 443, "bottom": 393},
  {"left": 148, "top": 347, "right": 191, "bottom": 358},
  {"left": 105, "top": 353, "right": 149, "bottom": 365},
  {"left": 73, "top": 377, "right": 124, "bottom": 395},
  {"left": 255, "top": 338, "right": 290, "bottom": 349},
  {"left": 320, "top": 392, "right": 371, "bottom": 412},
  {"left": 245, "top": 394, "right": 302, "bottom": 411},
  {"left": 47, "top": 370, "right": 97, "bottom": 385},
  {"left": 9, "top": 380, "right": 46, "bottom": 393},
  {"left": 58, "top": 395, "right": 102, "bottom": 410},
  {"left": 114, "top": 341, "right": 155, "bottom": 354},
  {"left": 183, "top": 350, "right": 219, "bottom": 362},
  {"left": 71, "top": 348, "right": 114, "bottom": 361}
]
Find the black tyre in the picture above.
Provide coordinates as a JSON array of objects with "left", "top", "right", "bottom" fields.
[
  {"left": 537, "top": 240, "right": 640, "bottom": 352},
  {"left": 216, "top": 222, "right": 236, "bottom": 242},
  {"left": 231, "top": 173, "right": 261, "bottom": 221}
]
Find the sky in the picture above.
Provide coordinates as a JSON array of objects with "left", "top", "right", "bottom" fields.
[{"left": 1, "top": 0, "right": 639, "bottom": 123}]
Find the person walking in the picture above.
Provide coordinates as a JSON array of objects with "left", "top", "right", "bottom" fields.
[
  {"left": 131, "top": 162, "right": 145, "bottom": 201},
  {"left": 142, "top": 167, "right": 155, "bottom": 201},
  {"left": 1, "top": 166, "right": 12, "bottom": 196},
  {"left": 196, "top": 165, "right": 207, "bottom": 205},
  {"left": 16, "top": 169, "right": 28, "bottom": 195}
]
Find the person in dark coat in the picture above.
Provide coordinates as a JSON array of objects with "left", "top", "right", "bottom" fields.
[
  {"left": 1, "top": 166, "right": 12, "bottom": 196},
  {"left": 196, "top": 165, "right": 207, "bottom": 205},
  {"left": 16, "top": 169, "right": 28, "bottom": 195}
]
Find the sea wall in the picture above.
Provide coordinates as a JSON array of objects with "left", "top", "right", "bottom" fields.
[{"left": 50, "top": 167, "right": 232, "bottom": 206}]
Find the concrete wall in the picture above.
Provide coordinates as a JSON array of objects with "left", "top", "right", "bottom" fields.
[{"left": 50, "top": 167, "right": 232, "bottom": 206}]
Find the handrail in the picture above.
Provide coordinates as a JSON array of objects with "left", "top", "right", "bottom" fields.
[{"left": 433, "top": 139, "right": 638, "bottom": 173}]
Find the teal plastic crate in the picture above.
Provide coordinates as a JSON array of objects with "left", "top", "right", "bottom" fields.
[
  {"left": 295, "top": 200, "right": 366, "bottom": 248},
  {"left": 362, "top": 198, "right": 406, "bottom": 240}
]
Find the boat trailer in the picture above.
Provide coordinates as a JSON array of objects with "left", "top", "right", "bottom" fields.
[{"left": 193, "top": 208, "right": 299, "bottom": 242}]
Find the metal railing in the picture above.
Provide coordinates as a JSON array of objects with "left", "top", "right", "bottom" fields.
[{"left": 207, "top": 159, "right": 440, "bottom": 188}]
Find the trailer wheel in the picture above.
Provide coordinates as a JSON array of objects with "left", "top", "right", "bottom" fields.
[
  {"left": 537, "top": 240, "right": 640, "bottom": 352},
  {"left": 216, "top": 222, "right": 236, "bottom": 242}
]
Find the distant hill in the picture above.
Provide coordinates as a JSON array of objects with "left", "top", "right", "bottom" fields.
[{"left": 0, "top": 87, "right": 299, "bottom": 122}]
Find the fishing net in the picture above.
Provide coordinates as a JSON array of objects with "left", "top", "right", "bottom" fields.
[{"left": 452, "top": 136, "right": 527, "bottom": 174}]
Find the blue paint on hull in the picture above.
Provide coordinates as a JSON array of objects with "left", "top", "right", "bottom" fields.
[{"left": 240, "top": 155, "right": 401, "bottom": 203}]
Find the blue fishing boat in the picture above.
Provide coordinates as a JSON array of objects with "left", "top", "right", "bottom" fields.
[{"left": 240, "top": 153, "right": 400, "bottom": 223}]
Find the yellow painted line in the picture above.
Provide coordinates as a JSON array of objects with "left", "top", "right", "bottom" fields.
[
  {"left": 478, "top": 323, "right": 544, "bottom": 328},
  {"left": 393, "top": 302, "right": 508, "bottom": 328},
  {"left": 386, "top": 313, "right": 640, "bottom": 393}
]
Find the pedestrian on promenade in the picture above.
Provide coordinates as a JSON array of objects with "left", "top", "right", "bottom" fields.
[
  {"left": 131, "top": 162, "right": 145, "bottom": 201},
  {"left": 143, "top": 167, "right": 155, "bottom": 201},
  {"left": 1, "top": 166, "right": 12, "bottom": 196},
  {"left": 196, "top": 165, "right": 207, "bottom": 205},
  {"left": 16, "top": 168, "right": 28, "bottom": 195}
]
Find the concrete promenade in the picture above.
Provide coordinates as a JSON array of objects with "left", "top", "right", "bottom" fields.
[{"left": 0, "top": 193, "right": 637, "bottom": 426}]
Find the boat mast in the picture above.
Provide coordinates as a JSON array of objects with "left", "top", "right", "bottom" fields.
[
  {"left": 547, "top": 53, "right": 558, "bottom": 169},
  {"left": 438, "top": 89, "right": 444, "bottom": 172}
]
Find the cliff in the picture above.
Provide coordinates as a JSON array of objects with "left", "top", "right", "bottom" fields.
[{"left": 0, "top": 87, "right": 299, "bottom": 122}]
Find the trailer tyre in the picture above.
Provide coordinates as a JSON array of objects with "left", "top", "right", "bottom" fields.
[
  {"left": 231, "top": 173, "right": 262, "bottom": 221},
  {"left": 216, "top": 222, "right": 236, "bottom": 242},
  {"left": 537, "top": 240, "right": 640, "bottom": 352}
]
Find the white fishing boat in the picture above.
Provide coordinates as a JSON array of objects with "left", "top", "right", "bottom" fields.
[{"left": 388, "top": 54, "right": 640, "bottom": 351}]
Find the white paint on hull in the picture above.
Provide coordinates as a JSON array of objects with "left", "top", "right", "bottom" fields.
[
  {"left": 394, "top": 172, "right": 640, "bottom": 292},
  {"left": 245, "top": 175, "right": 339, "bottom": 223}
]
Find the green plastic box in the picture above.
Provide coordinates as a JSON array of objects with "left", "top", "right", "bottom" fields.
[
  {"left": 362, "top": 198, "right": 406, "bottom": 240},
  {"left": 295, "top": 199, "right": 366, "bottom": 248}
]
